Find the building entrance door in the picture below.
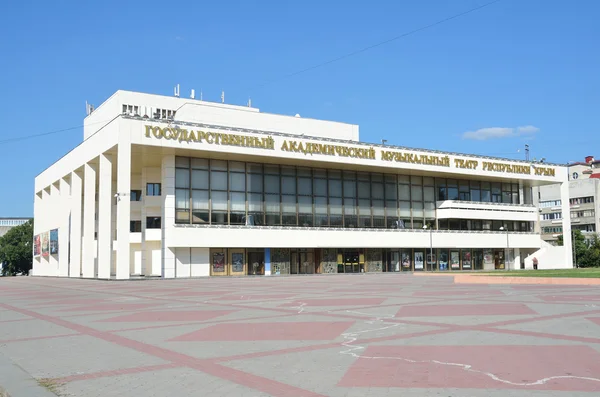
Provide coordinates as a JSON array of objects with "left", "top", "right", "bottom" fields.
[
  {"left": 341, "top": 251, "right": 360, "bottom": 273},
  {"left": 248, "top": 251, "right": 265, "bottom": 275},
  {"left": 290, "top": 250, "right": 314, "bottom": 275},
  {"left": 387, "top": 250, "right": 400, "bottom": 272}
]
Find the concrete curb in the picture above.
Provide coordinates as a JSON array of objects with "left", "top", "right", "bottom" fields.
[
  {"left": 454, "top": 275, "right": 600, "bottom": 285},
  {"left": 0, "top": 352, "right": 58, "bottom": 397}
]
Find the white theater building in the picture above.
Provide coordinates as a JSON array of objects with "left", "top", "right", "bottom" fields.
[{"left": 33, "top": 90, "right": 573, "bottom": 279}]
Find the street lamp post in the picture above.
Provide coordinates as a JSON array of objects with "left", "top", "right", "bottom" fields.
[
  {"left": 423, "top": 224, "right": 433, "bottom": 271},
  {"left": 499, "top": 226, "right": 509, "bottom": 269}
]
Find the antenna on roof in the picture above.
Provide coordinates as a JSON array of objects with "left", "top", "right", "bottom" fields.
[
  {"left": 221, "top": 90, "right": 225, "bottom": 103},
  {"left": 200, "top": 89, "right": 203, "bottom": 101},
  {"left": 190, "top": 89, "right": 195, "bottom": 99},
  {"left": 525, "top": 144, "right": 530, "bottom": 161},
  {"left": 381, "top": 139, "right": 388, "bottom": 145},
  {"left": 174, "top": 84, "right": 180, "bottom": 97},
  {"left": 85, "top": 101, "right": 95, "bottom": 116},
  {"left": 247, "top": 98, "right": 252, "bottom": 107}
]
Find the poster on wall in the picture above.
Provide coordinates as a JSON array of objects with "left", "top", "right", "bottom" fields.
[
  {"left": 401, "top": 252, "right": 411, "bottom": 269},
  {"left": 232, "top": 253, "right": 244, "bottom": 272},
  {"left": 462, "top": 250, "right": 472, "bottom": 270},
  {"left": 212, "top": 252, "right": 225, "bottom": 272},
  {"left": 426, "top": 252, "right": 436, "bottom": 266},
  {"left": 483, "top": 249, "right": 494, "bottom": 268},
  {"left": 450, "top": 251, "right": 460, "bottom": 270},
  {"left": 439, "top": 251, "right": 448, "bottom": 271},
  {"left": 50, "top": 229, "right": 59, "bottom": 255},
  {"left": 33, "top": 235, "right": 41, "bottom": 257},
  {"left": 414, "top": 251, "right": 424, "bottom": 270},
  {"left": 41, "top": 232, "right": 49, "bottom": 257}
]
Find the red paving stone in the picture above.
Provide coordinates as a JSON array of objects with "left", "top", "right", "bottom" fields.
[
  {"left": 413, "top": 289, "right": 504, "bottom": 297},
  {"left": 397, "top": 303, "right": 536, "bottom": 317},
  {"left": 97, "top": 310, "right": 236, "bottom": 323},
  {"left": 586, "top": 317, "right": 600, "bottom": 327},
  {"left": 164, "top": 290, "right": 231, "bottom": 297},
  {"left": 339, "top": 345, "right": 600, "bottom": 391},
  {"left": 219, "top": 294, "right": 296, "bottom": 301},
  {"left": 170, "top": 321, "right": 354, "bottom": 341},
  {"left": 59, "top": 303, "right": 159, "bottom": 312},
  {"left": 539, "top": 295, "right": 600, "bottom": 302},
  {"left": 280, "top": 298, "right": 385, "bottom": 307}
]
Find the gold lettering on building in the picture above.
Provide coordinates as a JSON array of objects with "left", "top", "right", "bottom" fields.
[
  {"left": 482, "top": 161, "right": 531, "bottom": 175},
  {"left": 534, "top": 166, "right": 556, "bottom": 177},
  {"left": 144, "top": 125, "right": 275, "bottom": 150},
  {"left": 381, "top": 150, "right": 450, "bottom": 167},
  {"left": 454, "top": 159, "right": 478, "bottom": 169},
  {"left": 280, "top": 140, "right": 376, "bottom": 159}
]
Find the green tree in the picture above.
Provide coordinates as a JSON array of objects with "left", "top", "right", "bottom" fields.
[
  {"left": 0, "top": 220, "right": 33, "bottom": 276},
  {"left": 557, "top": 230, "right": 600, "bottom": 267}
]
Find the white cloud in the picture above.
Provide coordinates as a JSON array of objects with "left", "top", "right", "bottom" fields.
[{"left": 462, "top": 125, "right": 540, "bottom": 141}]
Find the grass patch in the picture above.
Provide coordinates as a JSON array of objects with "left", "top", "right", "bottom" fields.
[
  {"left": 475, "top": 268, "right": 600, "bottom": 278},
  {"left": 37, "top": 378, "right": 63, "bottom": 396}
]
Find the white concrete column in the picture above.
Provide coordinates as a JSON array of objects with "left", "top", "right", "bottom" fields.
[
  {"left": 82, "top": 162, "right": 97, "bottom": 278},
  {"left": 115, "top": 139, "right": 131, "bottom": 280},
  {"left": 518, "top": 180, "right": 525, "bottom": 204},
  {"left": 97, "top": 153, "right": 113, "bottom": 279},
  {"left": 69, "top": 171, "right": 83, "bottom": 277},
  {"left": 560, "top": 181, "right": 574, "bottom": 267},
  {"left": 161, "top": 154, "right": 176, "bottom": 278},
  {"left": 140, "top": 167, "right": 147, "bottom": 275},
  {"left": 58, "top": 177, "right": 70, "bottom": 277}
]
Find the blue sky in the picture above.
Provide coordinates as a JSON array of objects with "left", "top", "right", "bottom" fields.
[{"left": 0, "top": 0, "right": 598, "bottom": 216}]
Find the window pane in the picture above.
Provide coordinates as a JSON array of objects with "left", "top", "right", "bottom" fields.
[
  {"left": 328, "top": 179, "right": 342, "bottom": 197},
  {"left": 372, "top": 200, "right": 384, "bottom": 216},
  {"left": 298, "top": 196, "right": 312, "bottom": 213},
  {"left": 411, "top": 185, "right": 423, "bottom": 202},
  {"left": 264, "top": 165, "right": 279, "bottom": 175},
  {"left": 282, "top": 195, "right": 296, "bottom": 213},
  {"left": 192, "top": 190, "right": 209, "bottom": 209},
  {"left": 411, "top": 176, "right": 422, "bottom": 185},
  {"left": 264, "top": 175, "right": 280, "bottom": 194},
  {"left": 314, "top": 178, "right": 327, "bottom": 196},
  {"left": 297, "top": 167, "right": 311, "bottom": 177},
  {"left": 385, "top": 201, "right": 397, "bottom": 217},
  {"left": 281, "top": 166, "right": 295, "bottom": 176},
  {"left": 282, "top": 176, "right": 296, "bottom": 194},
  {"left": 210, "top": 171, "right": 227, "bottom": 190},
  {"left": 358, "top": 181, "right": 370, "bottom": 198},
  {"left": 230, "top": 192, "right": 245, "bottom": 211},
  {"left": 385, "top": 183, "right": 397, "bottom": 200},
  {"left": 413, "top": 202, "right": 424, "bottom": 218},
  {"left": 424, "top": 186, "right": 435, "bottom": 202},
  {"left": 247, "top": 163, "right": 262, "bottom": 173},
  {"left": 298, "top": 177, "right": 312, "bottom": 195},
  {"left": 248, "top": 193, "right": 263, "bottom": 211},
  {"left": 247, "top": 173, "right": 263, "bottom": 192},
  {"left": 211, "top": 191, "right": 227, "bottom": 211},
  {"left": 229, "top": 161, "right": 245, "bottom": 172},
  {"left": 175, "top": 157, "right": 189, "bottom": 168},
  {"left": 371, "top": 183, "right": 384, "bottom": 199},
  {"left": 315, "top": 197, "right": 328, "bottom": 214},
  {"left": 176, "top": 189, "right": 189, "bottom": 209},
  {"left": 358, "top": 199, "right": 370, "bottom": 215},
  {"left": 399, "top": 201, "right": 411, "bottom": 217},
  {"left": 344, "top": 198, "right": 357, "bottom": 215},
  {"left": 344, "top": 180, "right": 356, "bottom": 197},
  {"left": 424, "top": 202, "right": 435, "bottom": 217},
  {"left": 175, "top": 169, "right": 189, "bottom": 188},
  {"left": 210, "top": 159, "right": 227, "bottom": 171},
  {"left": 191, "top": 158, "right": 208, "bottom": 169},
  {"left": 330, "top": 198, "right": 342, "bottom": 215},
  {"left": 398, "top": 184, "right": 410, "bottom": 201},
  {"left": 191, "top": 170, "right": 209, "bottom": 189},
  {"left": 423, "top": 177, "right": 434, "bottom": 186},
  {"left": 229, "top": 172, "right": 245, "bottom": 191},
  {"left": 265, "top": 194, "right": 280, "bottom": 212},
  {"left": 397, "top": 175, "right": 409, "bottom": 184}
]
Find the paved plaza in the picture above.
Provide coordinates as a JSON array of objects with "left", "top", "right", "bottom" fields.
[{"left": 1, "top": 274, "right": 600, "bottom": 396}]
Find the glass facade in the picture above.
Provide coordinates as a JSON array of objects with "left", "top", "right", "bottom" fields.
[{"left": 175, "top": 156, "right": 531, "bottom": 229}]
